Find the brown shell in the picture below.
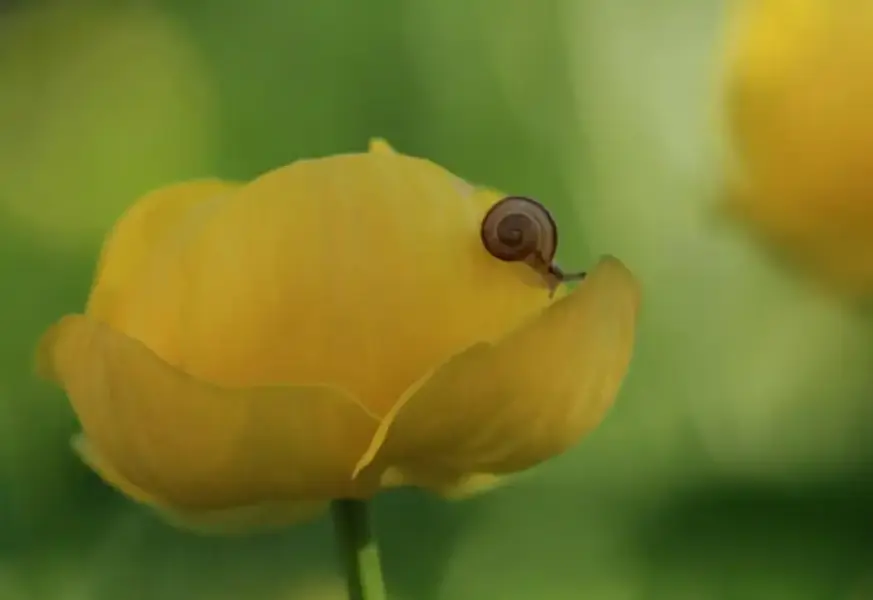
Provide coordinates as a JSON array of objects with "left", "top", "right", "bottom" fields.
[
  {"left": 480, "top": 196, "right": 558, "bottom": 264},
  {"left": 480, "top": 196, "right": 586, "bottom": 295}
]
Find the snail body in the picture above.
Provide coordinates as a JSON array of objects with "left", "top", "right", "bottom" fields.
[{"left": 480, "top": 196, "right": 585, "bottom": 293}]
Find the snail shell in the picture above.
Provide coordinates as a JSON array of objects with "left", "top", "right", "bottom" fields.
[
  {"left": 480, "top": 196, "right": 585, "bottom": 294},
  {"left": 480, "top": 196, "right": 558, "bottom": 265}
]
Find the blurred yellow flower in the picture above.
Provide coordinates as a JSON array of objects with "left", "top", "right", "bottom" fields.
[
  {"left": 723, "top": 0, "right": 873, "bottom": 295},
  {"left": 35, "top": 139, "right": 639, "bottom": 532}
]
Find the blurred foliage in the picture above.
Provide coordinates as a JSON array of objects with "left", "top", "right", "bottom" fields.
[{"left": 0, "top": 0, "right": 871, "bottom": 598}]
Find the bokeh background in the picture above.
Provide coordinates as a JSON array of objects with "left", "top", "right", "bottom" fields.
[{"left": 2, "top": 1, "right": 873, "bottom": 598}]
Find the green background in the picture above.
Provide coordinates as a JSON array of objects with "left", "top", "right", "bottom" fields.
[{"left": 1, "top": 1, "right": 872, "bottom": 598}]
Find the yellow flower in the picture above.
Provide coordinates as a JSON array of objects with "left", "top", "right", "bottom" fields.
[
  {"left": 35, "top": 139, "right": 639, "bottom": 532},
  {"left": 723, "top": 0, "right": 873, "bottom": 295}
]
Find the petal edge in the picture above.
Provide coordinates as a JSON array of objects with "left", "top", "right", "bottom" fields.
[
  {"left": 355, "top": 256, "right": 640, "bottom": 486},
  {"left": 37, "top": 315, "right": 381, "bottom": 511}
]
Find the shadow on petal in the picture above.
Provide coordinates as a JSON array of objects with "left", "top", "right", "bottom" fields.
[
  {"left": 35, "top": 314, "right": 381, "bottom": 527},
  {"left": 72, "top": 434, "right": 327, "bottom": 535},
  {"left": 355, "top": 256, "right": 640, "bottom": 488}
]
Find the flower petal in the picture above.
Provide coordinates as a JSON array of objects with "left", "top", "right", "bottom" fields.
[
  {"left": 72, "top": 434, "right": 327, "bottom": 533},
  {"left": 87, "top": 179, "right": 237, "bottom": 323},
  {"left": 368, "top": 138, "right": 398, "bottom": 155},
  {"left": 37, "top": 315, "right": 382, "bottom": 514},
  {"left": 378, "top": 467, "right": 505, "bottom": 499},
  {"left": 353, "top": 256, "right": 640, "bottom": 484}
]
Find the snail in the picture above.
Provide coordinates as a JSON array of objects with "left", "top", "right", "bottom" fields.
[{"left": 480, "top": 196, "right": 586, "bottom": 295}]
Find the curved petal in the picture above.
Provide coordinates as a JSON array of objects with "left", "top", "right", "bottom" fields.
[
  {"left": 354, "top": 256, "right": 640, "bottom": 486},
  {"left": 72, "top": 435, "right": 327, "bottom": 533},
  {"left": 36, "top": 315, "right": 381, "bottom": 514},
  {"left": 87, "top": 179, "right": 237, "bottom": 322}
]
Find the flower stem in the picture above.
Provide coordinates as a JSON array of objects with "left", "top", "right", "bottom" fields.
[{"left": 330, "top": 499, "right": 387, "bottom": 600}]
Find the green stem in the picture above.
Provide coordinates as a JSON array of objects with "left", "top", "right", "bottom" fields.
[{"left": 330, "top": 499, "right": 387, "bottom": 600}]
